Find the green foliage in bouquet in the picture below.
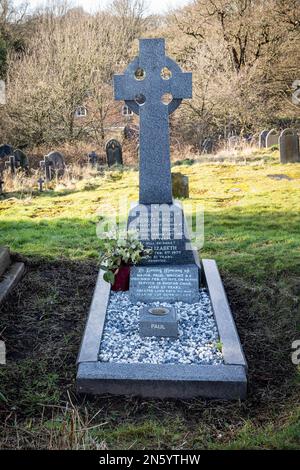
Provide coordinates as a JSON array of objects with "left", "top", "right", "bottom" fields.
[{"left": 99, "top": 230, "right": 152, "bottom": 284}]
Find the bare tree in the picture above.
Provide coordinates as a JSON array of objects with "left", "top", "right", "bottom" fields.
[{"left": 2, "top": 0, "right": 147, "bottom": 146}]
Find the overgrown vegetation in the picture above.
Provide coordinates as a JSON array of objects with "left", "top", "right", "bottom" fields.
[{"left": 0, "top": 148, "right": 299, "bottom": 449}]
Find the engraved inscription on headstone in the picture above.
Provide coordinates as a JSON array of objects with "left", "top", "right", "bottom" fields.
[
  {"left": 130, "top": 264, "right": 199, "bottom": 303},
  {"left": 139, "top": 305, "right": 178, "bottom": 338},
  {"left": 128, "top": 202, "right": 196, "bottom": 265}
]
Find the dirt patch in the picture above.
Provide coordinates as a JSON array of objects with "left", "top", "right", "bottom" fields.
[{"left": 0, "top": 260, "right": 299, "bottom": 449}]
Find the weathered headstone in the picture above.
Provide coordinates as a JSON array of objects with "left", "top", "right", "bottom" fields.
[
  {"left": 13, "top": 149, "right": 29, "bottom": 170},
  {"left": 106, "top": 139, "right": 123, "bottom": 167},
  {"left": 279, "top": 128, "right": 300, "bottom": 163},
  {"left": 114, "top": 38, "right": 198, "bottom": 303},
  {"left": 128, "top": 200, "right": 195, "bottom": 267},
  {"left": 172, "top": 172, "right": 189, "bottom": 198},
  {"left": 259, "top": 130, "right": 269, "bottom": 148},
  {"left": 38, "top": 177, "right": 44, "bottom": 191},
  {"left": 88, "top": 150, "right": 98, "bottom": 167},
  {"left": 266, "top": 129, "right": 279, "bottom": 147},
  {"left": 0, "top": 144, "right": 13, "bottom": 159},
  {"left": 40, "top": 151, "right": 65, "bottom": 180}
]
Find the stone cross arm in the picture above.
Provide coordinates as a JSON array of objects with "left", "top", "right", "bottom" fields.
[{"left": 114, "top": 38, "right": 192, "bottom": 114}]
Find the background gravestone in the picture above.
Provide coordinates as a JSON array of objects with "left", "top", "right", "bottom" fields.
[
  {"left": 259, "top": 130, "right": 269, "bottom": 148},
  {"left": 77, "top": 37, "right": 247, "bottom": 400},
  {"left": 266, "top": 129, "right": 279, "bottom": 147},
  {"left": 106, "top": 139, "right": 123, "bottom": 167},
  {"left": 279, "top": 128, "right": 300, "bottom": 163},
  {"left": 130, "top": 264, "right": 199, "bottom": 303},
  {"left": 171, "top": 172, "right": 189, "bottom": 198}
]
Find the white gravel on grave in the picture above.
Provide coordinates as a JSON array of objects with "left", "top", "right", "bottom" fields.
[{"left": 98, "top": 290, "right": 224, "bottom": 365}]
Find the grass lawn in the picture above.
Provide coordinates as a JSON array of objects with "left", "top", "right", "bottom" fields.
[{"left": 0, "top": 149, "right": 299, "bottom": 449}]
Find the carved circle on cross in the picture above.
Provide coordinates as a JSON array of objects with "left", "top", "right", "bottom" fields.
[{"left": 123, "top": 56, "right": 183, "bottom": 116}]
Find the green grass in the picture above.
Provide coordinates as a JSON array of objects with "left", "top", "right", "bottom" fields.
[{"left": 0, "top": 150, "right": 299, "bottom": 449}]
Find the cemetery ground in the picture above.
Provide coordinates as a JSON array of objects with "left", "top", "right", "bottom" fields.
[{"left": 0, "top": 147, "right": 299, "bottom": 450}]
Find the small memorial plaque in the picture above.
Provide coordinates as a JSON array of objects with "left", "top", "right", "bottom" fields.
[
  {"left": 130, "top": 264, "right": 199, "bottom": 304},
  {"left": 139, "top": 305, "right": 178, "bottom": 338}
]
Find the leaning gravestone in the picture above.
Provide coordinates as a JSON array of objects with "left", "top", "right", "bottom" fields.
[
  {"left": 266, "top": 128, "right": 279, "bottom": 147},
  {"left": 106, "top": 139, "right": 123, "bottom": 167},
  {"left": 77, "top": 38, "right": 247, "bottom": 399},
  {"left": 259, "top": 130, "right": 269, "bottom": 148},
  {"left": 279, "top": 128, "right": 300, "bottom": 163}
]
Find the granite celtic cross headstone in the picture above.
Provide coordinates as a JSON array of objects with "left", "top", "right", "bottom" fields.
[
  {"left": 114, "top": 38, "right": 192, "bottom": 204},
  {"left": 114, "top": 38, "right": 199, "bottom": 304}
]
